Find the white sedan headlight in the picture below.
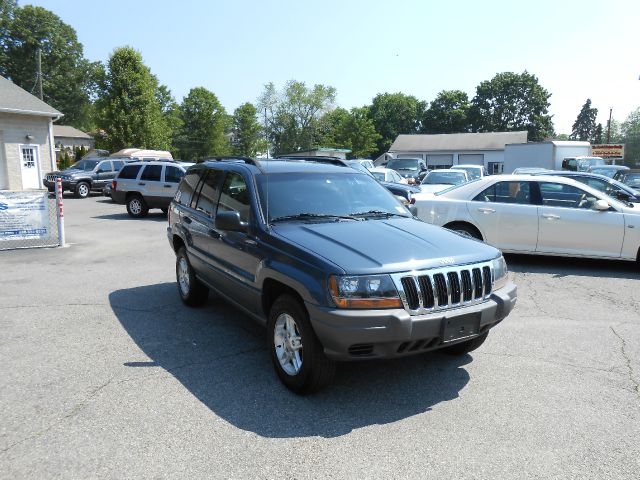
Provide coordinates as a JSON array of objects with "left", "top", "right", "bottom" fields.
[{"left": 492, "top": 256, "right": 508, "bottom": 291}]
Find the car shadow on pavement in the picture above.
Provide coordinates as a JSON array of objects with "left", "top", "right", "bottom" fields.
[
  {"left": 505, "top": 253, "right": 640, "bottom": 280},
  {"left": 93, "top": 213, "right": 167, "bottom": 221},
  {"left": 109, "top": 282, "right": 472, "bottom": 438}
]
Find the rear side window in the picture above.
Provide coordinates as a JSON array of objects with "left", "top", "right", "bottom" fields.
[
  {"left": 194, "top": 170, "right": 224, "bottom": 216},
  {"left": 175, "top": 171, "right": 202, "bottom": 207},
  {"left": 164, "top": 166, "right": 184, "bottom": 184},
  {"left": 118, "top": 164, "right": 142, "bottom": 179},
  {"left": 112, "top": 160, "right": 124, "bottom": 171},
  {"left": 141, "top": 165, "right": 162, "bottom": 181},
  {"left": 217, "top": 172, "right": 251, "bottom": 222},
  {"left": 474, "top": 181, "right": 531, "bottom": 204}
]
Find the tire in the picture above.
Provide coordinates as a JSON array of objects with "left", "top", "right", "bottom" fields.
[
  {"left": 175, "top": 247, "right": 208, "bottom": 306},
  {"left": 440, "top": 331, "right": 489, "bottom": 355},
  {"left": 268, "top": 294, "right": 335, "bottom": 394},
  {"left": 74, "top": 182, "right": 90, "bottom": 198},
  {"left": 449, "top": 223, "right": 482, "bottom": 241},
  {"left": 126, "top": 194, "right": 149, "bottom": 218}
]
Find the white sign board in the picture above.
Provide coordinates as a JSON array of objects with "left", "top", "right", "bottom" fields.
[{"left": 0, "top": 191, "right": 50, "bottom": 241}]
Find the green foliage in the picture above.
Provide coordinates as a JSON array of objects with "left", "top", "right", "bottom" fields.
[
  {"left": 570, "top": 99, "right": 598, "bottom": 141},
  {"left": 469, "top": 71, "right": 554, "bottom": 141},
  {"left": 621, "top": 108, "right": 640, "bottom": 165},
  {"left": 155, "top": 83, "right": 182, "bottom": 157},
  {"left": 318, "top": 107, "right": 380, "bottom": 159},
  {"left": 74, "top": 145, "right": 87, "bottom": 160},
  {"left": 0, "top": 4, "right": 97, "bottom": 126},
  {"left": 593, "top": 123, "right": 603, "bottom": 145},
  {"left": 232, "top": 102, "right": 265, "bottom": 157},
  {"left": 58, "top": 149, "right": 72, "bottom": 169},
  {"left": 177, "top": 87, "right": 230, "bottom": 161},
  {"left": 605, "top": 119, "right": 623, "bottom": 143},
  {"left": 367, "top": 92, "right": 427, "bottom": 158},
  {"left": 422, "top": 90, "right": 470, "bottom": 134},
  {"left": 95, "top": 47, "right": 170, "bottom": 152},
  {"left": 258, "top": 80, "right": 336, "bottom": 156}
]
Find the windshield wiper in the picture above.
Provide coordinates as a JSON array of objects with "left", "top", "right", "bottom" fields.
[
  {"left": 350, "top": 210, "right": 409, "bottom": 219},
  {"left": 270, "top": 213, "right": 361, "bottom": 223}
]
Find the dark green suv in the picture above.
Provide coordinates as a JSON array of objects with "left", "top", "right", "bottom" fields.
[{"left": 167, "top": 157, "right": 517, "bottom": 394}]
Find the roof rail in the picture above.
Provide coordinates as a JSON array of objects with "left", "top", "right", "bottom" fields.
[
  {"left": 274, "top": 155, "right": 348, "bottom": 167},
  {"left": 202, "top": 156, "right": 262, "bottom": 169}
]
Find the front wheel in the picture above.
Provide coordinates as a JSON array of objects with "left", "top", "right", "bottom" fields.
[
  {"left": 440, "top": 331, "right": 489, "bottom": 355},
  {"left": 175, "top": 247, "right": 208, "bottom": 306},
  {"left": 126, "top": 195, "right": 149, "bottom": 218},
  {"left": 268, "top": 295, "right": 335, "bottom": 394},
  {"left": 74, "top": 182, "right": 90, "bottom": 198}
]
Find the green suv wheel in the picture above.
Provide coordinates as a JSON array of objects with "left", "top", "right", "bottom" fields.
[
  {"left": 74, "top": 182, "right": 90, "bottom": 198},
  {"left": 175, "top": 247, "right": 208, "bottom": 306},
  {"left": 267, "top": 294, "right": 335, "bottom": 394}
]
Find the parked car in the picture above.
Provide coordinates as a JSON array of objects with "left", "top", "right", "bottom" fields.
[
  {"left": 533, "top": 171, "right": 640, "bottom": 204},
  {"left": 110, "top": 159, "right": 188, "bottom": 217},
  {"left": 370, "top": 167, "right": 408, "bottom": 184},
  {"left": 587, "top": 164, "right": 629, "bottom": 178},
  {"left": 453, "top": 164, "right": 489, "bottom": 180},
  {"left": 420, "top": 169, "right": 470, "bottom": 193},
  {"left": 562, "top": 156, "right": 605, "bottom": 172},
  {"left": 353, "top": 159, "right": 375, "bottom": 170},
  {"left": 613, "top": 169, "right": 640, "bottom": 190},
  {"left": 511, "top": 167, "right": 551, "bottom": 174},
  {"left": 167, "top": 158, "right": 516, "bottom": 394},
  {"left": 414, "top": 174, "right": 640, "bottom": 262},
  {"left": 385, "top": 157, "right": 428, "bottom": 184},
  {"left": 44, "top": 157, "right": 131, "bottom": 198}
]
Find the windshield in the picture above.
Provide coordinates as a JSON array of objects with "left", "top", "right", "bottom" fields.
[
  {"left": 387, "top": 159, "right": 419, "bottom": 171},
  {"left": 257, "top": 172, "right": 411, "bottom": 222},
  {"left": 422, "top": 171, "right": 467, "bottom": 185},
  {"left": 69, "top": 159, "right": 99, "bottom": 171},
  {"left": 620, "top": 173, "right": 640, "bottom": 189},
  {"left": 455, "top": 166, "right": 481, "bottom": 179},
  {"left": 371, "top": 172, "right": 386, "bottom": 182}
]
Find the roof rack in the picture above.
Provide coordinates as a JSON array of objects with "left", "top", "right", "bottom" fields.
[
  {"left": 274, "top": 155, "right": 348, "bottom": 167},
  {"left": 201, "top": 156, "right": 262, "bottom": 169}
]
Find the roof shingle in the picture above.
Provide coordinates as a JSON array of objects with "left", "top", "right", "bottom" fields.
[
  {"left": 0, "top": 75, "right": 63, "bottom": 118},
  {"left": 390, "top": 131, "right": 528, "bottom": 152}
]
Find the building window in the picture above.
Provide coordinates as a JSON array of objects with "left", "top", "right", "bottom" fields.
[{"left": 21, "top": 146, "right": 37, "bottom": 169}]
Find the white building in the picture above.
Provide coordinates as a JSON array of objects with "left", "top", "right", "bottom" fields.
[
  {"left": 0, "top": 75, "right": 62, "bottom": 190},
  {"left": 378, "top": 131, "right": 529, "bottom": 174}
]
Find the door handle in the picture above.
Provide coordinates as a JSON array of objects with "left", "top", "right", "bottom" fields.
[
  {"left": 138, "top": 182, "right": 146, "bottom": 186},
  {"left": 164, "top": 184, "right": 172, "bottom": 188},
  {"left": 542, "top": 214, "right": 560, "bottom": 220},
  {"left": 477, "top": 208, "right": 495, "bottom": 214}
]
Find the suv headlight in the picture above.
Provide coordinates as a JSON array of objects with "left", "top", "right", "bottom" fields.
[
  {"left": 329, "top": 274, "right": 402, "bottom": 309},
  {"left": 492, "top": 256, "right": 508, "bottom": 291}
]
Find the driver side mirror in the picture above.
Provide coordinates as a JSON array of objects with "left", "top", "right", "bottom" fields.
[
  {"left": 215, "top": 210, "right": 248, "bottom": 232},
  {"left": 593, "top": 199, "right": 610, "bottom": 211}
]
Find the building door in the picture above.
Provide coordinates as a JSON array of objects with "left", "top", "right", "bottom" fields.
[
  {"left": 458, "top": 154, "right": 484, "bottom": 165},
  {"left": 20, "top": 145, "right": 41, "bottom": 189}
]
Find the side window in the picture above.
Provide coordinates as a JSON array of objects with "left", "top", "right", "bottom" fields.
[
  {"left": 194, "top": 170, "right": 224, "bottom": 216},
  {"left": 140, "top": 165, "right": 162, "bottom": 181},
  {"left": 539, "top": 182, "right": 595, "bottom": 209},
  {"left": 217, "top": 172, "right": 251, "bottom": 222},
  {"left": 112, "top": 160, "right": 124, "bottom": 171},
  {"left": 117, "top": 164, "right": 142, "bottom": 179},
  {"left": 175, "top": 171, "right": 202, "bottom": 207},
  {"left": 473, "top": 182, "right": 531, "bottom": 204},
  {"left": 164, "top": 166, "right": 184, "bottom": 184},
  {"left": 97, "top": 161, "right": 113, "bottom": 173}
]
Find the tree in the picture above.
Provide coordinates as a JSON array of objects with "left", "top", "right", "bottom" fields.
[
  {"left": 469, "top": 71, "right": 554, "bottom": 141},
  {"left": 367, "top": 92, "right": 427, "bottom": 158},
  {"left": 422, "top": 90, "right": 470, "bottom": 134},
  {"left": 318, "top": 107, "right": 380, "bottom": 158},
  {"left": 258, "top": 80, "right": 336, "bottom": 156},
  {"left": 177, "top": 87, "right": 229, "bottom": 161},
  {"left": 1, "top": 5, "right": 96, "bottom": 126},
  {"left": 96, "top": 47, "right": 170, "bottom": 152},
  {"left": 570, "top": 99, "right": 598, "bottom": 141},
  {"left": 621, "top": 108, "right": 640, "bottom": 166},
  {"left": 232, "top": 102, "right": 265, "bottom": 157},
  {"left": 155, "top": 83, "right": 183, "bottom": 156},
  {"left": 593, "top": 123, "right": 603, "bottom": 144}
]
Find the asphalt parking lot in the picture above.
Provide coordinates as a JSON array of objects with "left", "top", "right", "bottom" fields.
[{"left": 1, "top": 194, "right": 639, "bottom": 479}]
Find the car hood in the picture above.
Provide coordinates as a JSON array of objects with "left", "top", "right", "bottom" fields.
[
  {"left": 49, "top": 169, "right": 86, "bottom": 177},
  {"left": 419, "top": 184, "right": 451, "bottom": 193},
  {"left": 271, "top": 218, "right": 499, "bottom": 275}
]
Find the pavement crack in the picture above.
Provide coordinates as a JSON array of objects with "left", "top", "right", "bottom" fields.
[
  {"left": 610, "top": 327, "right": 640, "bottom": 400},
  {"left": 478, "top": 351, "right": 618, "bottom": 375}
]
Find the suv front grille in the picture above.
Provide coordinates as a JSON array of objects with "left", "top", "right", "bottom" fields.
[{"left": 392, "top": 262, "right": 493, "bottom": 315}]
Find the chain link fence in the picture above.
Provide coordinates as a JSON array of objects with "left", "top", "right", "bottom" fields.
[{"left": 0, "top": 191, "right": 61, "bottom": 251}]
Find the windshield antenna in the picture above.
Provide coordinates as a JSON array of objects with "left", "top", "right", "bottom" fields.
[{"left": 264, "top": 107, "right": 270, "bottom": 230}]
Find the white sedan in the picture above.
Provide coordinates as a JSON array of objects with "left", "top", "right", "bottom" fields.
[
  {"left": 420, "top": 169, "right": 470, "bottom": 193},
  {"left": 370, "top": 167, "right": 408, "bottom": 184},
  {"left": 415, "top": 175, "right": 640, "bottom": 261}
]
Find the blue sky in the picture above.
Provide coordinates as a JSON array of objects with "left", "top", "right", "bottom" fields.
[{"left": 27, "top": 0, "right": 640, "bottom": 135}]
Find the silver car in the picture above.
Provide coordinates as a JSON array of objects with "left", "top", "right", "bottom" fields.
[{"left": 414, "top": 175, "right": 640, "bottom": 262}]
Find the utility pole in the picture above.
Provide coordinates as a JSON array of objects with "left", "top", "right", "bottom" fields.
[
  {"left": 606, "top": 107, "right": 612, "bottom": 143},
  {"left": 36, "top": 48, "right": 43, "bottom": 100}
]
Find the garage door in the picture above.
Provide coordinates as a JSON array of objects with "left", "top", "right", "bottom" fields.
[
  {"left": 426, "top": 154, "right": 453, "bottom": 169},
  {"left": 458, "top": 154, "right": 484, "bottom": 165}
]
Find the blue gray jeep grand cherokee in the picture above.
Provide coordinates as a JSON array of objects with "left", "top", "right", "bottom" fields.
[{"left": 167, "top": 157, "right": 517, "bottom": 394}]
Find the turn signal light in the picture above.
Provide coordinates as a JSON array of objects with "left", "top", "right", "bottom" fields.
[{"left": 111, "top": 180, "right": 117, "bottom": 190}]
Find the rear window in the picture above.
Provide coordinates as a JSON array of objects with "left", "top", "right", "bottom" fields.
[
  {"left": 175, "top": 171, "right": 202, "bottom": 207},
  {"left": 118, "top": 164, "right": 142, "bottom": 179},
  {"left": 141, "top": 165, "right": 162, "bottom": 181}
]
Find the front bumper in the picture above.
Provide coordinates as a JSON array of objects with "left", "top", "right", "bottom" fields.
[
  {"left": 43, "top": 178, "right": 76, "bottom": 191},
  {"left": 307, "top": 281, "right": 516, "bottom": 360}
]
